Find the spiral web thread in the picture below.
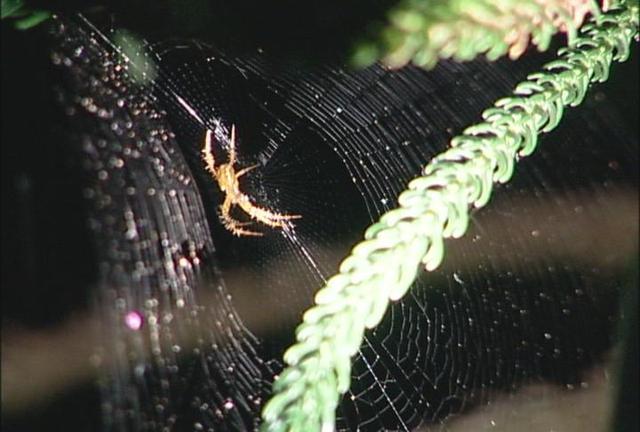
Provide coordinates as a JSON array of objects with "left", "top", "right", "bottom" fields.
[{"left": 261, "top": 2, "right": 639, "bottom": 431}]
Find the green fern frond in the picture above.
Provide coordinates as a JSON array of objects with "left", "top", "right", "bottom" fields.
[
  {"left": 353, "top": 0, "right": 605, "bottom": 68},
  {"left": 264, "top": 2, "right": 639, "bottom": 431}
]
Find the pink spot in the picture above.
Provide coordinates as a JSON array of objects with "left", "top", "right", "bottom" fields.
[{"left": 124, "top": 311, "right": 143, "bottom": 330}]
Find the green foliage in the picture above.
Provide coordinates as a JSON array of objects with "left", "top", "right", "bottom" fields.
[
  {"left": 1, "top": 0, "right": 51, "bottom": 29},
  {"left": 262, "top": 2, "right": 639, "bottom": 431},
  {"left": 353, "top": 0, "right": 602, "bottom": 68}
]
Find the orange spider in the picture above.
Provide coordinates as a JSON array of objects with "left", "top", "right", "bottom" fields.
[{"left": 201, "top": 125, "right": 301, "bottom": 237}]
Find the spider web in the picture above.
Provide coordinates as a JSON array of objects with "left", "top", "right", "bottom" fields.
[{"left": 3, "top": 12, "right": 637, "bottom": 432}]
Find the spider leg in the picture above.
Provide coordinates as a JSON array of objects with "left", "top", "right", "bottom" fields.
[
  {"left": 202, "top": 129, "right": 217, "bottom": 176},
  {"left": 236, "top": 164, "right": 259, "bottom": 179},
  {"left": 228, "top": 124, "right": 237, "bottom": 166},
  {"left": 237, "top": 193, "right": 301, "bottom": 228},
  {"left": 219, "top": 196, "right": 263, "bottom": 237}
]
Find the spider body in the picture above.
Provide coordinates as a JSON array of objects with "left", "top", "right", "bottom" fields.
[{"left": 201, "top": 126, "right": 300, "bottom": 237}]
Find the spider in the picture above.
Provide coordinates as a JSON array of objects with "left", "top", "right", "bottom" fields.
[{"left": 201, "top": 125, "right": 301, "bottom": 237}]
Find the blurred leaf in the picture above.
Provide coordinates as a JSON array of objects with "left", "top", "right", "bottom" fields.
[
  {"left": 2, "top": 0, "right": 51, "bottom": 29},
  {"left": 14, "top": 10, "right": 51, "bottom": 29},
  {"left": 352, "top": 0, "right": 601, "bottom": 69},
  {"left": 1, "top": 0, "right": 26, "bottom": 19}
]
